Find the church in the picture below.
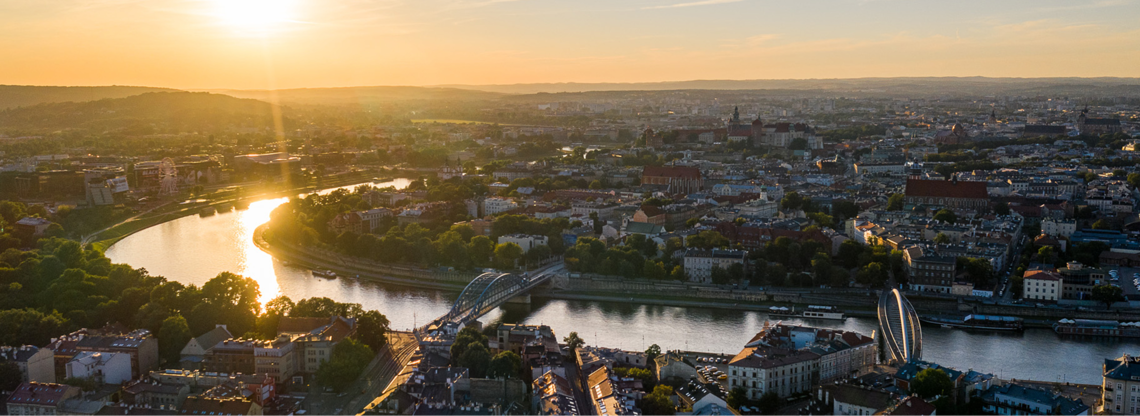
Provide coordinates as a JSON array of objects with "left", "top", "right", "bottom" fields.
[{"left": 724, "top": 106, "right": 815, "bottom": 149}]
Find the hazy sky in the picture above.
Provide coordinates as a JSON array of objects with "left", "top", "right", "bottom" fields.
[{"left": 2, "top": 0, "right": 1138, "bottom": 89}]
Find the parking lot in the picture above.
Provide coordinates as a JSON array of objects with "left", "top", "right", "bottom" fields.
[
  {"left": 681, "top": 352, "right": 733, "bottom": 394},
  {"left": 1108, "top": 266, "right": 1140, "bottom": 297}
]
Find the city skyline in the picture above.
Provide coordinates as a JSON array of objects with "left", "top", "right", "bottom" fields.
[{"left": 2, "top": 0, "right": 1139, "bottom": 89}]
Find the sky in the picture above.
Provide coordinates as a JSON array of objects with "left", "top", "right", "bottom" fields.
[{"left": 2, "top": 0, "right": 1139, "bottom": 89}]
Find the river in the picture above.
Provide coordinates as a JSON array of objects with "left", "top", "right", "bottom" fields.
[{"left": 105, "top": 180, "right": 1135, "bottom": 385}]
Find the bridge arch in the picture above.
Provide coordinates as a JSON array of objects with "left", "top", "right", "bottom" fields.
[{"left": 446, "top": 272, "right": 529, "bottom": 324}]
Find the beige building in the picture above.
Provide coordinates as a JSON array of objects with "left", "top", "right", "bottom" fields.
[
  {"left": 1023, "top": 270, "right": 1062, "bottom": 302},
  {"left": 1103, "top": 354, "right": 1140, "bottom": 415},
  {"left": 0, "top": 345, "right": 55, "bottom": 383}
]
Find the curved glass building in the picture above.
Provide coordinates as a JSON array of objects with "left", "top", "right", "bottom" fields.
[{"left": 878, "top": 288, "right": 922, "bottom": 364}]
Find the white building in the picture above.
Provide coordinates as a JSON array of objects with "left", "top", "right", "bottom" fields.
[
  {"left": 683, "top": 248, "right": 747, "bottom": 282},
  {"left": 483, "top": 197, "right": 519, "bottom": 216},
  {"left": 498, "top": 234, "right": 549, "bottom": 253},
  {"left": 1041, "top": 218, "right": 1077, "bottom": 238},
  {"left": 711, "top": 184, "right": 763, "bottom": 197},
  {"left": 1023, "top": 270, "right": 1061, "bottom": 302},
  {"left": 66, "top": 351, "right": 132, "bottom": 385}
]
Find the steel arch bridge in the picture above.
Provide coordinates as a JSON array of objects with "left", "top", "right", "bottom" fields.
[
  {"left": 878, "top": 288, "right": 922, "bottom": 364},
  {"left": 443, "top": 271, "right": 531, "bottom": 325}
]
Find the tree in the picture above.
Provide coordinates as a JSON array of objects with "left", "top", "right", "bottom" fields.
[
  {"left": 887, "top": 193, "right": 905, "bottom": 211},
  {"left": 1128, "top": 172, "right": 1140, "bottom": 189},
  {"left": 643, "top": 260, "right": 667, "bottom": 280},
  {"left": 640, "top": 385, "right": 676, "bottom": 415},
  {"left": 589, "top": 180, "right": 603, "bottom": 190},
  {"left": 910, "top": 368, "right": 953, "bottom": 399},
  {"left": 686, "top": 230, "right": 729, "bottom": 250},
  {"left": 669, "top": 265, "right": 686, "bottom": 281},
  {"left": 487, "top": 351, "right": 522, "bottom": 379},
  {"left": 932, "top": 209, "right": 957, "bottom": 224},
  {"left": 781, "top": 192, "right": 804, "bottom": 211},
  {"left": 811, "top": 253, "right": 833, "bottom": 286},
  {"left": 1091, "top": 285, "right": 1125, "bottom": 308},
  {"left": 0, "top": 362, "right": 22, "bottom": 392},
  {"left": 316, "top": 338, "right": 375, "bottom": 392},
  {"left": 355, "top": 310, "right": 391, "bottom": 353},
  {"left": 645, "top": 344, "right": 661, "bottom": 361},
  {"left": 460, "top": 342, "right": 492, "bottom": 378},
  {"left": 563, "top": 331, "right": 585, "bottom": 352},
  {"left": 158, "top": 314, "right": 192, "bottom": 366},
  {"left": 468, "top": 236, "right": 495, "bottom": 267},
  {"left": 494, "top": 242, "right": 523, "bottom": 269},
  {"left": 451, "top": 327, "right": 488, "bottom": 361},
  {"left": 933, "top": 233, "right": 950, "bottom": 244},
  {"left": 1037, "top": 246, "right": 1055, "bottom": 261},
  {"left": 856, "top": 262, "right": 888, "bottom": 288},
  {"left": 994, "top": 202, "right": 1011, "bottom": 216},
  {"left": 758, "top": 391, "right": 782, "bottom": 414},
  {"left": 1092, "top": 219, "right": 1111, "bottom": 230},
  {"left": 727, "top": 386, "right": 748, "bottom": 410}
]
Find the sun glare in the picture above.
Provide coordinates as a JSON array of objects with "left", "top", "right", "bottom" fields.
[{"left": 211, "top": 0, "right": 298, "bottom": 32}]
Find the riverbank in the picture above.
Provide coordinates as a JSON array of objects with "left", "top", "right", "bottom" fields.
[{"left": 91, "top": 173, "right": 370, "bottom": 251}]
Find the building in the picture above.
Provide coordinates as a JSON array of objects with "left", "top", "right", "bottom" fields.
[
  {"left": 66, "top": 351, "right": 132, "bottom": 385},
  {"left": 1022, "top": 270, "right": 1062, "bottom": 302},
  {"left": 122, "top": 379, "right": 191, "bottom": 411},
  {"left": 0, "top": 345, "right": 55, "bottom": 383},
  {"left": 642, "top": 166, "right": 702, "bottom": 195},
  {"left": 904, "top": 176, "right": 989, "bottom": 210},
  {"left": 45, "top": 329, "right": 159, "bottom": 380},
  {"left": 253, "top": 335, "right": 298, "bottom": 379},
  {"left": 484, "top": 197, "right": 520, "bottom": 216},
  {"left": 903, "top": 246, "right": 956, "bottom": 293},
  {"left": 202, "top": 339, "right": 256, "bottom": 375},
  {"left": 683, "top": 248, "right": 747, "bottom": 283},
  {"left": 741, "top": 325, "right": 876, "bottom": 384},
  {"left": 14, "top": 216, "right": 52, "bottom": 239},
  {"left": 979, "top": 383, "right": 1089, "bottom": 415},
  {"left": 181, "top": 325, "right": 234, "bottom": 370},
  {"left": 1042, "top": 218, "right": 1077, "bottom": 238},
  {"left": 1057, "top": 261, "right": 1106, "bottom": 301},
  {"left": 532, "top": 371, "right": 580, "bottom": 415},
  {"left": 5, "top": 382, "right": 82, "bottom": 415},
  {"left": 880, "top": 396, "right": 937, "bottom": 416},
  {"left": 1021, "top": 125, "right": 1068, "bottom": 138},
  {"left": 727, "top": 344, "right": 819, "bottom": 399},
  {"left": 1103, "top": 354, "right": 1140, "bottom": 415},
  {"left": 586, "top": 367, "right": 640, "bottom": 416},
  {"left": 497, "top": 234, "right": 549, "bottom": 254},
  {"left": 815, "top": 383, "right": 895, "bottom": 415},
  {"left": 654, "top": 350, "right": 697, "bottom": 382},
  {"left": 179, "top": 396, "right": 263, "bottom": 415},
  {"left": 1077, "top": 108, "right": 1122, "bottom": 135}
]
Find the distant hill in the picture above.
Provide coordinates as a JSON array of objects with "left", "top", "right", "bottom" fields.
[
  {"left": 0, "top": 91, "right": 291, "bottom": 134},
  {"left": 0, "top": 85, "right": 180, "bottom": 110},
  {"left": 204, "top": 86, "right": 503, "bottom": 105},
  {"left": 437, "top": 77, "right": 1140, "bottom": 97}
]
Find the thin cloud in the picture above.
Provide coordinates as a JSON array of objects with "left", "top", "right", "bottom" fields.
[{"left": 644, "top": 0, "right": 743, "bottom": 10}]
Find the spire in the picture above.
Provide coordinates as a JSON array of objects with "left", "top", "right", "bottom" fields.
[{"left": 732, "top": 106, "right": 740, "bottom": 123}]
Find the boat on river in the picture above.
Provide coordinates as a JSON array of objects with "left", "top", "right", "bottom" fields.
[
  {"left": 312, "top": 269, "right": 338, "bottom": 279},
  {"left": 199, "top": 207, "right": 216, "bottom": 217},
  {"left": 768, "top": 305, "right": 845, "bottom": 320},
  {"left": 921, "top": 314, "right": 1023, "bottom": 331},
  {"left": 1053, "top": 319, "right": 1140, "bottom": 338}
]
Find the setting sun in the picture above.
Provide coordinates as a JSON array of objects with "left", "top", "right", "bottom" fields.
[{"left": 210, "top": 0, "right": 299, "bottom": 32}]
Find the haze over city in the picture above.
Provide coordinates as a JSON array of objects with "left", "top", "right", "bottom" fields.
[
  {"left": 3, "top": 0, "right": 1140, "bottom": 89},
  {"left": 3, "top": 1, "right": 1140, "bottom": 416}
]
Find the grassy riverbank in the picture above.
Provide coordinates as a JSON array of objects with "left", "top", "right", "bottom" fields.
[{"left": 91, "top": 173, "right": 370, "bottom": 251}]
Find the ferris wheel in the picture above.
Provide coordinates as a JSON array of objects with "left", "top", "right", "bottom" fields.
[{"left": 159, "top": 157, "right": 179, "bottom": 196}]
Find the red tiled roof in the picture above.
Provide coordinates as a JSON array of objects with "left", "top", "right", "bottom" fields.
[
  {"left": 643, "top": 166, "right": 700, "bottom": 179},
  {"left": 905, "top": 179, "right": 987, "bottom": 199}
]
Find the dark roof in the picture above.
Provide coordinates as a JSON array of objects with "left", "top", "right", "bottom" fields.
[
  {"left": 1083, "top": 118, "right": 1120, "bottom": 126},
  {"left": 1105, "top": 354, "right": 1140, "bottom": 380},
  {"left": 1023, "top": 125, "right": 1067, "bottom": 134},
  {"left": 823, "top": 384, "right": 893, "bottom": 410},
  {"left": 179, "top": 397, "right": 255, "bottom": 414},
  {"left": 643, "top": 166, "right": 700, "bottom": 179},
  {"left": 6, "top": 382, "right": 79, "bottom": 407},
  {"left": 884, "top": 396, "right": 936, "bottom": 415},
  {"left": 905, "top": 178, "right": 988, "bottom": 200}
]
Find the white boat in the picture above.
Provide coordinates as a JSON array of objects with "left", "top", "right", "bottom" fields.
[
  {"left": 312, "top": 269, "right": 337, "bottom": 279},
  {"left": 768, "top": 305, "right": 846, "bottom": 320}
]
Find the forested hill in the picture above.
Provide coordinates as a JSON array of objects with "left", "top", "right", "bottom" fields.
[
  {"left": 0, "top": 85, "right": 179, "bottom": 110},
  {"left": 0, "top": 91, "right": 293, "bottom": 135},
  {"left": 207, "top": 86, "right": 504, "bottom": 106}
]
